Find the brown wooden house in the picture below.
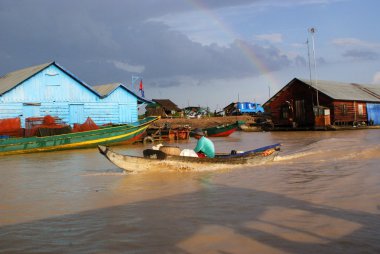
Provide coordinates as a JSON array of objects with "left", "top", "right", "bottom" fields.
[
  {"left": 145, "top": 99, "right": 182, "bottom": 118},
  {"left": 223, "top": 102, "right": 238, "bottom": 116},
  {"left": 263, "top": 78, "right": 380, "bottom": 129}
]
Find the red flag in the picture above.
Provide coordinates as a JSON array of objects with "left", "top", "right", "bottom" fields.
[{"left": 139, "top": 80, "right": 145, "bottom": 97}]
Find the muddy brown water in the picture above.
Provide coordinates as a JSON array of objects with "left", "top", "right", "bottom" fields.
[{"left": 0, "top": 130, "right": 379, "bottom": 253}]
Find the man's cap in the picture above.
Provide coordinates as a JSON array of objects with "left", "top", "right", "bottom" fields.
[{"left": 192, "top": 128, "right": 205, "bottom": 136}]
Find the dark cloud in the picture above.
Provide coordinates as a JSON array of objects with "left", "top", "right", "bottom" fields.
[
  {"left": 294, "top": 55, "right": 307, "bottom": 67},
  {"left": 342, "top": 49, "right": 379, "bottom": 61},
  {"left": 0, "top": 0, "right": 303, "bottom": 88}
]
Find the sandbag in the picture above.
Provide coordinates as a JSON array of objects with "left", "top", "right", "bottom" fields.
[{"left": 159, "top": 146, "right": 181, "bottom": 156}]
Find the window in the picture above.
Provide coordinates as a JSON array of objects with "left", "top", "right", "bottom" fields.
[
  {"left": 358, "top": 104, "right": 364, "bottom": 116},
  {"left": 45, "top": 70, "right": 59, "bottom": 76}
]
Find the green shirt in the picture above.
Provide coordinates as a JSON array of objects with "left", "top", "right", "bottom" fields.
[{"left": 194, "top": 136, "right": 215, "bottom": 158}]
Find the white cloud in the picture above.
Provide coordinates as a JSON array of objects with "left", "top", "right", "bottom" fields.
[
  {"left": 291, "top": 42, "right": 307, "bottom": 48},
  {"left": 255, "top": 33, "right": 283, "bottom": 43},
  {"left": 372, "top": 71, "right": 380, "bottom": 84},
  {"left": 150, "top": 10, "right": 235, "bottom": 46},
  {"left": 108, "top": 60, "right": 145, "bottom": 73},
  {"left": 332, "top": 38, "right": 380, "bottom": 49}
]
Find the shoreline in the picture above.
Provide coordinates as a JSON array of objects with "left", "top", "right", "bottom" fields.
[
  {"left": 149, "top": 116, "right": 380, "bottom": 131},
  {"left": 150, "top": 116, "right": 254, "bottom": 129}
]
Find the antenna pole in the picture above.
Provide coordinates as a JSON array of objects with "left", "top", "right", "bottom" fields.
[
  {"left": 309, "top": 27, "right": 319, "bottom": 106},
  {"left": 131, "top": 75, "right": 140, "bottom": 90},
  {"left": 306, "top": 39, "right": 313, "bottom": 88}
]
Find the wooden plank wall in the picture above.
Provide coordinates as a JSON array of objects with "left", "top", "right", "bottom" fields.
[{"left": 331, "top": 101, "right": 367, "bottom": 125}]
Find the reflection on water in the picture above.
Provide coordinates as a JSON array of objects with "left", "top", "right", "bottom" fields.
[{"left": 0, "top": 130, "right": 379, "bottom": 253}]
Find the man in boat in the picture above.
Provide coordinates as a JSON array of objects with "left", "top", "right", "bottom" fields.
[{"left": 192, "top": 128, "right": 215, "bottom": 158}]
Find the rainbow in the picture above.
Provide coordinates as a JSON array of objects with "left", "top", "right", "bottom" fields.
[{"left": 185, "top": 0, "right": 279, "bottom": 86}]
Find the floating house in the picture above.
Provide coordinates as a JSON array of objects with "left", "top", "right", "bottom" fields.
[
  {"left": 145, "top": 99, "right": 182, "bottom": 118},
  {"left": 0, "top": 62, "right": 151, "bottom": 127},
  {"left": 183, "top": 106, "right": 210, "bottom": 118},
  {"left": 263, "top": 78, "right": 380, "bottom": 129}
]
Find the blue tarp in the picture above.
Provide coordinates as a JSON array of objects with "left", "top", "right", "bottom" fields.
[
  {"left": 237, "top": 102, "right": 264, "bottom": 114},
  {"left": 367, "top": 103, "right": 380, "bottom": 125}
]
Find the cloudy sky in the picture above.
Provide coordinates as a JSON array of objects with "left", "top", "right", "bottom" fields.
[{"left": 1, "top": 0, "right": 379, "bottom": 111}]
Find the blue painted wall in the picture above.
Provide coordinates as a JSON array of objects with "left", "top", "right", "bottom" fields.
[
  {"left": 100, "top": 87, "right": 138, "bottom": 123},
  {"left": 0, "top": 64, "right": 140, "bottom": 126}
]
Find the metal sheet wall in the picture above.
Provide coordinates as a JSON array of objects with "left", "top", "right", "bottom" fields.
[{"left": 366, "top": 103, "right": 380, "bottom": 125}]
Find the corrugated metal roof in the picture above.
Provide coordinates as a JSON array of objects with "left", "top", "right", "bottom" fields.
[
  {"left": 152, "top": 99, "right": 181, "bottom": 111},
  {"left": 92, "top": 83, "right": 120, "bottom": 96},
  {"left": 299, "top": 78, "right": 380, "bottom": 102},
  {"left": 93, "top": 82, "right": 153, "bottom": 104},
  {"left": 0, "top": 62, "right": 53, "bottom": 95},
  {"left": 364, "top": 86, "right": 380, "bottom": 100},
  {"left": 1, "top": 62, "right": 153, "bottom": 104}
]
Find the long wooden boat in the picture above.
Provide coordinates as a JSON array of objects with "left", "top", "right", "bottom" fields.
[
  {"left": 0, "top": 116, "right": 159, "bottom": 156},
  {"left": 203, "top": 120, "right": 245, "bottom": 137},
  {"left": 98, "top": 143, "right": 281, "bottom": 172}
]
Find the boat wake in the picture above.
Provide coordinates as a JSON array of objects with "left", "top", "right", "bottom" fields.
[
  {"left": 80, "top": 169, "right": 127, "bottom": 176},
  {"left": 275, "top": 138, "right": 380, "bottom": 163}
]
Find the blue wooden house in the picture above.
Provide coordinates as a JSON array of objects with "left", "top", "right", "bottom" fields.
[
  {"left": 92, "top": 83, "right": 144, "bottom": 124},
  {"left": 0, "top": 62, "right": 151, "bottom": 127}
]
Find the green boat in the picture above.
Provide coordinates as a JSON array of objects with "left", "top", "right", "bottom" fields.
[
  {"left": 203, "top": 120, "right": 245, "bottom": 137},
  {"left": 0, "top": 116, "right": 159, "bottom": 156}
]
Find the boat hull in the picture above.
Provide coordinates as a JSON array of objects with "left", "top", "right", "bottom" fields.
[
  {"left": 204, "top": 121, "right": 244, "bottom": 137},
  {"left": 98, "top": 143, "right": 280, "bottom": 173},
  {"left": 207, "top": 127, "right": 237, "bottom": 137},
  {"left": 0, "top": 117, "right": 158, "bottom": 156}
]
